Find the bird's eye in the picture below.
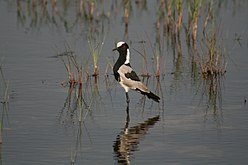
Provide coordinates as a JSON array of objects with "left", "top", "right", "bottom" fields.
[{"left": 121, "top": 44, "right": 125, "bottom": 48}]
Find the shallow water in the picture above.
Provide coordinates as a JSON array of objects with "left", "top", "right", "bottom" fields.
[{"left": 0, "top": 1, "right": 248, "bottom": 165}]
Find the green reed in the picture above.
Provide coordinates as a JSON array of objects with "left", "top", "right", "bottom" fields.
[
  {"left": 88, "top": 34, "right": 106, "bottom": 78},
  {"left": 200, "top": 9, "right": 226, "bottom": 78}
]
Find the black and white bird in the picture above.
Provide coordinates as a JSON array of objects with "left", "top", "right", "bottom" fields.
[{"left": 113, "top": 41, "right": 160, "bottom": 104}]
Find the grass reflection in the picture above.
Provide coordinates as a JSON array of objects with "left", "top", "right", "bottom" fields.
[
  {"left": 0, "top": 60, "right": 11, "bottom": 165},
  {"left": 59, "top": 75, "right": 104, "bottom": 125},
  {"left": 0, "top": 61, "right": 10, "bottom": 144},
  {"left": 70, "top": 121, "right": 91, "bottom": 165},
  {"left": 16, "top": 0, "right": 111, "bottom": 35},
  {"left": 203, "top": 75, "right": 224, "bottom": 122},
  {"left": 59, "top": 77, "right": 103, "bottom": 164},
  {"left": 193, "top": 73, "right": 224, "bottom": 127}
]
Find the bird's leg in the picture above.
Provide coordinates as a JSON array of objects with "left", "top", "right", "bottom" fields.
[
  {"left": 126, "top": 105, "right": 130, "bottom": 123},
  {"left": 125, "top": 92, "right": 130, "bottom": 104}
]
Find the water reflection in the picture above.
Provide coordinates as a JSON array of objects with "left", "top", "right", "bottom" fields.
[
  {"left": 0, "top": 62, "right": 10, "bottom": 164},
  {"left": 202, "top": 75, "right": 224, "bottom": 127},
  {"left": 59, "top": 75, "right": 104, "bottom": 125},
  {"left": 70, "top": 121, "right": 91, "bottom": 165},
  {"left": 113, "top": 107, "right": 159, "bottom": 164},
  {"left": 59, "top": 84, "right": 87, "bottom": 125},
  {"left": 16, "top": 0, "right": 111, "bottom": 35}
]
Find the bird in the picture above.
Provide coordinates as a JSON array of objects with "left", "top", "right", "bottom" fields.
[{"left": 113, "top": 41, "right": 160, "bottom": 104}]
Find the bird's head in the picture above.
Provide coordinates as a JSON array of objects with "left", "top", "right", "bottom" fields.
[{"left": 112, "top": 41, "right": 129, "bottom": 52}]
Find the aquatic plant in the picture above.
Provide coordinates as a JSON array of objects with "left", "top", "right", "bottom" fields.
[
  {"left": 200, "top": 11, "right": 227, "bottom": 77},
  {"left": 201, "top": 42, "right": 227, "bottom": 77},
  {"left": 186, "top": 0, "right": 203, "bottom": 49},
  {"left": 88, "top": 34, "right": 106, "bottom": 78},
  {"left": 58, "top": 48, "right": 83, "bottom": 87},
  {"left": 175, "top": 0, "right": 183, "bottom": 34}
]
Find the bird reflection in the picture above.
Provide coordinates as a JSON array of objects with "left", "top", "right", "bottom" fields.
[{"left": 113, "top": 106, "right": 160, "bottom": 164}]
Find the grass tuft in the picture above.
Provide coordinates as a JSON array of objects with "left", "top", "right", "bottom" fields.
[
  {"left": 88, "top": 35, "right": 106, "bottom": 78},
  {"left": 58, "top": 48, "right": 83, "bottom": 87}
]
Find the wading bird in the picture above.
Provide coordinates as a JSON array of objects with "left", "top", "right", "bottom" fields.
[{"left": 113, "top": 41, "right": 160, "bottom": 105}]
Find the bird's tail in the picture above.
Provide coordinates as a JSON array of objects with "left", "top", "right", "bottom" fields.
[
  {"left": 146, "top": 91, "right": 160, "bottom": 103},
  {"left": 135, "top": 82, "right": 160, "bottom": 103},
  {"left": 137, "top": 89, "right": 160, "bottom": 103}
]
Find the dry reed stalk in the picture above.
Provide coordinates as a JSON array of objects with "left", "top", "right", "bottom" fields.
[
  {"left": 67, "top": 63, "right": 75, "bottom": 86},
  {"left": 59, "top": 50, "right": 83, "bottom": 87}
]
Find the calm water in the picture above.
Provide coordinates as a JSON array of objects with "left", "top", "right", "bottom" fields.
[{"left": 0, "top": 1, "right": 248, "bottom": 165}]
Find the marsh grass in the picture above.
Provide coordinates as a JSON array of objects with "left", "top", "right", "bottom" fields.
[
  {"left": 175, "top": 0, "right": 183, "bottom": 34},
  {"left": 16, "top": 0, "right": 112, "bottom": 37},
  {"left": 88, "top": 35, "right": 106, "bottom": 78},
  {"left": 186, "top": 0, "right": 203, "bottom": 50},
  {"left": 180, "top": 0, "right": 227, "bottom": 81},
  {"left": 200, "top": 15, "right": 227, "bottom": 78},
  {"left": 57, "top": 44, "right": 84, "bottom": 87}
]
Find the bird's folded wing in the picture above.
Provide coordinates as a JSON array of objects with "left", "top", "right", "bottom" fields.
[
  {"left": 118, "top": 65, "right": 140, "bottom": 81},
  {"left": 118, "top": 65, "right": 149, "bottom": 92}
]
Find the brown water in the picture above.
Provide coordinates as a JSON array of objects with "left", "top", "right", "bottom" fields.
[{"left": 0, "top": 1, "right": 248, "bottom": 165}]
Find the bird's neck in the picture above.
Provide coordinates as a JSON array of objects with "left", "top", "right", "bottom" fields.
[
  {"left": 117, "top": 49, "right": 130, "bottom": 65},
  {"left": 113, "top": 49, "right": 131, "bottom": 73}
]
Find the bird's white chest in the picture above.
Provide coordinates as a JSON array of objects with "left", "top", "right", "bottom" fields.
[{"left": 124, "top": 49, "right": 130, "bottom": 64}]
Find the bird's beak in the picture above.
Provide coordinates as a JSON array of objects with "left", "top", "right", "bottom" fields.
[{"left": 112, "top": 47, "right": 117, "bottom": 51}]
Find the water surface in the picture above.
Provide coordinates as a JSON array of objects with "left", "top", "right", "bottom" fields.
[{"left": 0, "top": 1, "right": 248, "bottom": 165}]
